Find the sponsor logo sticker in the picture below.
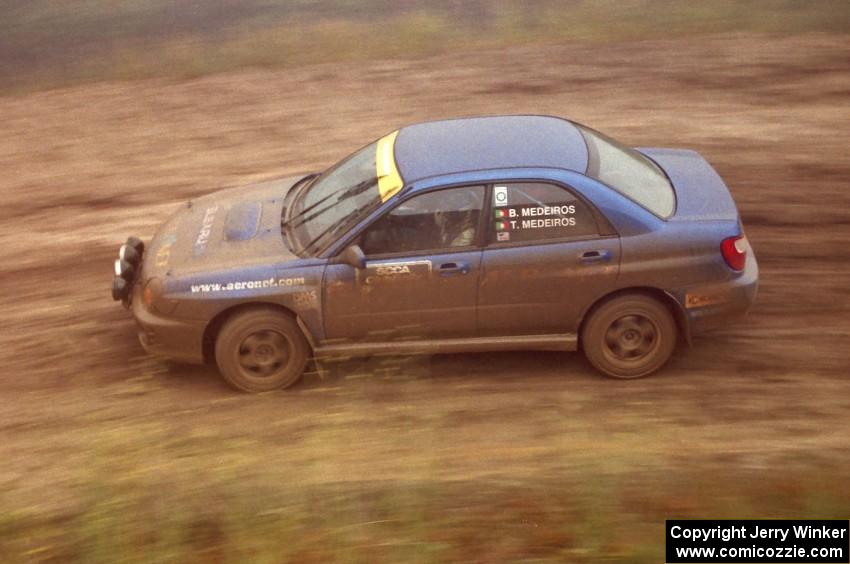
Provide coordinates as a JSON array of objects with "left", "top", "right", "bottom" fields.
[
  {"left": 685, "top": 292, "right": 726, "bottom": 308},
  {"left": 190, "top": 276, "right": 306, "bottom": 293},
  {"left": 493, "top": 186, "right": 508, "bottom": 207},
  {"left": 155, "top": 234, "right": 177, "bottom": 267},
  {"left": 194, "top": 205, "right": 219, "bottom": 256},
  {"left": 363, "top": 260, "right": 431, "bottom": 285}
]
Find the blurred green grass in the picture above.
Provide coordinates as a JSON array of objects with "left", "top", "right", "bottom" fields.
[
  {"left": 2, "top": 0, "right": 849, "bottom": 94},
  {"left": 2, "top": 466, "right": 847, "bottom": 562},
  {"left": 1, "top": 410, "right": 848, "bottom": 562}
]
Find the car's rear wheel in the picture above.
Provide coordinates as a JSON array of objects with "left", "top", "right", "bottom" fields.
[
  {"left": 581, "top": 294, "right": 677, "bottom": 379},
  {"left": 214, "top": 307, "right": 309, "bottom": 392}
]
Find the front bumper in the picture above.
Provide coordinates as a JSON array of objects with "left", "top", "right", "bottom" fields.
[
  {"left": 112, "top": 237, "right": 205, "bottom": 364},
  {"left": 680, "top": 251, "right": 759, "bottom": 335},
  {"left": 131, "top": 284, "right": 206, "bottom": 364}
]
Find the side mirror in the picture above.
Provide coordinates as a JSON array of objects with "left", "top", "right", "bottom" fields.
[{"left": 334, "top": 244, "right": 366, "bottom": 269}]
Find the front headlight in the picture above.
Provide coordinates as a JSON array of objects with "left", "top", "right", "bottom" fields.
[{"left": 141, "top": 277, "right": 179, "bottom": 314}]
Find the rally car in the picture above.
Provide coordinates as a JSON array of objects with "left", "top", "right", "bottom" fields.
[{"left": 113, "top": 115, "right": 757, "bottom": 392}]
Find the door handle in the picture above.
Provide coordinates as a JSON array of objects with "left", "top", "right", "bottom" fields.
[
  {"left": 580, "top": 250, "right": 612, "bottom": 264},
  {"left": 439, "top": 261, "right": 470, "bottom": 276}
]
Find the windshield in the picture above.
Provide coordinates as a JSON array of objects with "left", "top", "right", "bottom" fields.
[
  {"left": 284, "top": 141, "right": 384, "bottom": 255},
  {"left": 576, "top": 124, "right": 675, "bottom": 218}
]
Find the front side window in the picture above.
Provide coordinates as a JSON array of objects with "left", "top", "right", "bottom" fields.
[
  {"left": 575, "top": 124, "right": 675, "bottom": 218},
  {"left": 489, "top": 182, "right": 598, "bottom": 244},
  {"left": 361, "top": 186, "right": 485, "bottom": 256}
]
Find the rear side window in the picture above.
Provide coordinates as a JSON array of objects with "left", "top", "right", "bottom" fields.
[
  {"left": 489, "top": 183, "right": 598, "bottom": 244},
  {"left": 576, "top": 124, "right": 675, "bottom": 218}
]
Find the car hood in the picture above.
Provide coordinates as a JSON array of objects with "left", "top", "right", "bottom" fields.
[{"left": 142, "top": 175, "right": 305, "bottom": 279}]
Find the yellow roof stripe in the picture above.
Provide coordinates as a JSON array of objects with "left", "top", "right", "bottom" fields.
[{"left": 376, "top": 130, "right": 403, "bottom": 202}]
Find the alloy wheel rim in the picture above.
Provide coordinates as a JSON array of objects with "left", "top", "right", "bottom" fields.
[
  {"left": 238, "top": 330, "right": 291, "bottom": 377},
  {"left": 603, "top": 314, "right": 659, "bottom": 362}
]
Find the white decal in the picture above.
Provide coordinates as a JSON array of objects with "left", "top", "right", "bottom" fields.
[
  {"left": 521, "top": 217, "right": 576, "bottom": 229},
  {"left": 190, "top": 276, "right": 306, "bottom": 293},
  {"left": 493, "top": 186, "right": 508, "bottom": 207},
  {"left": 194, "top": 205, "right": 219, "bottom": 254},
  {"left": 493, "top": 204, "right": 581, "bottom": 234},
  {"left": 364, "top": 260, "right": 431, "bottom": 285},
  {"left": 376, "top": 264, "right": 411, "bottom": 276},
  {"left": 520, "top": 204, "right": 575, "bottom": 217}
]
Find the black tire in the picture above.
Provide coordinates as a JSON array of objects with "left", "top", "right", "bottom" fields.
[
  {"left": 581, "top": 294, "right": 677, "bottom": 379},
  {"left": 214, "top": 307, "right": 310, "bottom": 392}
]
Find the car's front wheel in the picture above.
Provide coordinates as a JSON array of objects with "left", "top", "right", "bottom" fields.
[
  {"left": 581, "top": 294, "right": 677, "bottom": 379},
  {"left": 214, "top": 307, "right": 310, "bottom": 392}
]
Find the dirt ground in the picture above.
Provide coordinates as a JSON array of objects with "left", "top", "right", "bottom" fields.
[{"left": 1, "top": 33, "right": 849, "bottom": 557}]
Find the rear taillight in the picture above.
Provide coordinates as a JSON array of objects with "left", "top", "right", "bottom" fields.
[{"left": 721, "top": 235, "right": 747, "bottom": 271}]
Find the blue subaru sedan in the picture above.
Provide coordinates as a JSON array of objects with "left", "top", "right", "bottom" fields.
[{"left": 113, "top": 115, "right": 758, "bottom": 392}]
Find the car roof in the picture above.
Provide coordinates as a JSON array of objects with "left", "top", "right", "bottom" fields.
[{"left": 394, "top": 115, "right": 589, "bottom": 186}]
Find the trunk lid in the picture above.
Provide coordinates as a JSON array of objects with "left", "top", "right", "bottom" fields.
[{"left": 638, "top": 148, "right": 739, "bottom": 222}]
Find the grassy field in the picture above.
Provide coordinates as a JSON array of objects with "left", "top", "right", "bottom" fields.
[
  {"left": 2, "top": 0, "right": 849, "bottom": 94},
  {"left": 4, "top": 463, "right": 848, "bottom": 562}
]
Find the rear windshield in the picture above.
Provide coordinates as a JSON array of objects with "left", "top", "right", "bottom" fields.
[{"left": 576, "top": 124, "right": 675, "bottom": 218}]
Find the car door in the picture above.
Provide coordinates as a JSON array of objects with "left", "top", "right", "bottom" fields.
[
  {"left": 322, "top": 185, "right": 486, "bottom": 342},
  {"left": 478, "top": 182, "right": 620, "bottom": 336}
]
